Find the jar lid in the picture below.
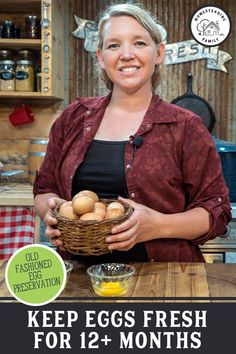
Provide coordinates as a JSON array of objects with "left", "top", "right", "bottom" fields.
[
  {"left": 17, "top": 50, "right": 34, "bottom": 60},
  {"left": 16, "top": 60, "right": 33, "bottom": 65},
  {"left": 18, "top": 49, "right": 33, "bottom": 55},
  {"left": 0, "top": 60, "right": 15, "bottom": 65}
]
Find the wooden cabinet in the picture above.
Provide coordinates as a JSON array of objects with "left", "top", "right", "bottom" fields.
[
  {"left": 0, "top": 0, "right": 65, "bottom": 100},
  {"left": 0, "top": 0, "right": 65, "bottom": 183}
]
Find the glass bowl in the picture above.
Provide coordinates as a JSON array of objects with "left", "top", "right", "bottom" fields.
[{"left": 87, "top": 263, "right": 135, "bottom": 297}]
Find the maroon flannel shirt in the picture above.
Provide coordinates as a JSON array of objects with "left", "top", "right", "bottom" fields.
[{"left": 33, "top": 94, "right": 231, "bottom": 262}]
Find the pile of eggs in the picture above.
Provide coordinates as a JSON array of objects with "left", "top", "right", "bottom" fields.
[{"left": 58, "top": 190, "right": 125, "bottom": 221}]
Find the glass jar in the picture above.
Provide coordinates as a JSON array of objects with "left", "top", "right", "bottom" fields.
[
  {"left": 25, "top": 15, "right": 41, "bottom": 39},
  {"left": 36, "top": 66, "right": 42, "bottom": 92},
  {"left": 15, "top": 60, "right": 34, "bottom": 92},
  {"left": 17, "top": 49, "right": 34, "bottom": 61},
  {"left": 0, "top": 50, "right": 13, "bottom": 61},
  {"left": 0, "top": 60, "right": 15, "bottom": 91},
  {"left": 1, "top": 20, "right": 15, "bottom": 39}
]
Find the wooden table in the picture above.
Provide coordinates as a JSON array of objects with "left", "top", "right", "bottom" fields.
[
  {"left": 1, "top": 261, "right": 236, "bottom": 301},
  {"left": 0, "top": 183, "right": 40, "bottom": 243}
]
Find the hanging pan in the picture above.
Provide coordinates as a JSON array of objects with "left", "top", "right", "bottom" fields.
[{"left": 171, "top": 73, "right": 216, "bottom": 133}]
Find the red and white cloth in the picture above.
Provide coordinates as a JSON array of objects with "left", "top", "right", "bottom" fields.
[{"left": 0, "top": 207, "right": 35, "bottom": 260}]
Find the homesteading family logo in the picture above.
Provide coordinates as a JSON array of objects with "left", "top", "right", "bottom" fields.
[{"left": 190, "top": 5, "right": 231, "bottom": 47}]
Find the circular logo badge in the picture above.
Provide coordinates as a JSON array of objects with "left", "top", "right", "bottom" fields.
[
  {"left": 5, "top": 244, "right": 66, "bottom": 306},
  {"left": 190, "top": 6, "right": 231, "bottom": 47}
]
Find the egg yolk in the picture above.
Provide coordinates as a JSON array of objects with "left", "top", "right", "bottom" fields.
[{"left": 95, "top": 281, "right": 127, "bottom": 296}]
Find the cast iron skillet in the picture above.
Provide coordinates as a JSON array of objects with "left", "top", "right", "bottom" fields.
[{"left": 171, "top": 73, "right": 216, "bottom": 133}]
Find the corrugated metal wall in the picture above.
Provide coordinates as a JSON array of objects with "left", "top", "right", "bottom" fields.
[{"left": 67, "top": 0, "right": 235, "bottom": 141}]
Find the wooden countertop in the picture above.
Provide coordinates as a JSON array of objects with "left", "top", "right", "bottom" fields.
[
  {"left": 0, "top": 183, "right": 33, "bottom": 206},
  {"left": 1, "top": 261, "right": 236, "bottom": 301}
]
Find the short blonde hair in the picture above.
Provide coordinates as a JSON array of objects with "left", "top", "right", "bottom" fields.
[{"left": 97, "top": 3, "right": 164, "bottom": 91}]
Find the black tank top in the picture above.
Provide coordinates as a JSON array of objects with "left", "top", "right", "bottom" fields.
[
  {"left": 72, "top": 139, "right": 128, "bottom": 198},
  {"left": 71, "top": 139, "right": 148, "bottom": 263}
]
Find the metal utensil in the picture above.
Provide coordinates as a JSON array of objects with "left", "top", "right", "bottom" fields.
[
  {"left": 171, "top": 73, "right": 216, "bottom": 133},
  {"left": 0, "top": 186, "right": 11, "bottom": 193}
]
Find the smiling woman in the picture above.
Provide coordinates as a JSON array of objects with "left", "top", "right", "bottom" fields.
[
  {"left": 33, "top": 3, "right": 231, "bottom": 263},
  {"left": 96, "top": 4, "right": 164, "bottom": 91},
  {"left": 96, "top": 16, "right": 164, "bottom": 96}
]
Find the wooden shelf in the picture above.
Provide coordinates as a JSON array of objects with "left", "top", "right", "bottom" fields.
[
  {"left": 0, "top": 1, "right": 41, "bottom": 13},
  {"left": 0, "top": 91, "right": 63, "bottom": 100},
  {"left": 0, "top": 39, "right": 41, "bottom": 50},
  {"left": 0, "top": 0, "right": 65, "bottom": 100}
]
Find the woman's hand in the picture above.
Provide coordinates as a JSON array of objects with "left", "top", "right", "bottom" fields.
[
  {"left": 106, "top": 197, "right": 211, "bottom": 251},
  {"left": 44, "top": 197, "right": 66, "bottom": 248},
  {"left": 106, "top": 197, "right": 164, "bottom": 251}
]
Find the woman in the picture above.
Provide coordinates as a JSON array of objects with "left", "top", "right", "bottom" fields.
[{"left": 34, "top": 3, "right": 231, "bottom": 262}]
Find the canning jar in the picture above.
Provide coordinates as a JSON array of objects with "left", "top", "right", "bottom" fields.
[
  {"left": 1, "top": 20, "right": 15, "bottom": 39},
  {"left": 36, "top": 66, "right": 42, "bottom": 92},
  {"left": 0, "top": 50, "right": 13, "bottom": 61},
  {"left": 17, "top": 49, "right": 34, "bottom": 61},
  {"left": 0, "top": 60, "right": 15, "bottom": 91},
  {"left": 15, "top": 60, "right": 34, "bottom": 92},
  {"left": 25, "top": 15, "right": 41, "bottom": 39}
]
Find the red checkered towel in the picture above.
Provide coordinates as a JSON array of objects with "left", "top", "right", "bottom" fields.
[{"left": 0, "top": 207, "right": 35, "bottom": 260}]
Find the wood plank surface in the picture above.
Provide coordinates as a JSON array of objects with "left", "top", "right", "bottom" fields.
[
  {"left": 0, "top": 183, "right": 33, "bottom": 206},
  {"left": 206, "top": 264, "right": 236, "bottom": 298},
  {"left": 126, "top": 263, "right": 209, "bottom": 301},
  {"left": 0, "top": 262, "right": 11, "bottom": 297},
  {"left": 2, "top": 261, "right": 235, "bottom": 302}
]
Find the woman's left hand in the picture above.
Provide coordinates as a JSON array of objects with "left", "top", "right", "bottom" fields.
[{"left": 106, "top": 197, "right": 163, "bottom": 251}]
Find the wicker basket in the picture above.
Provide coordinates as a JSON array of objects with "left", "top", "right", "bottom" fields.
[{"left": 51, "top": 199, "right": 133, "bottom": 256}]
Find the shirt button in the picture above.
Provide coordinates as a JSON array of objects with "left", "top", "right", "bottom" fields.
[
  {"left": 218, "top": 197, "right": 222, "bottom": 202},
  {"left": 86, "top": 126, "right": 91, "bottom": 131},
  {"left": 150, "top": 258, "right": 154, "bottom": 262},
  {"left": 70, "top": 175, "right": 73, "bottom": 180},
  {"left": 126, "top": 164, "right": 131, "bottom": 169},
  {"left": 86, "top": 110, "right": 91, "bottom": 115},
  {"left": 131, "top": 192, "right": 135, "bottom": 198},
  {"left": 146, "top": 123, "right": 151, "bottom": 128}
]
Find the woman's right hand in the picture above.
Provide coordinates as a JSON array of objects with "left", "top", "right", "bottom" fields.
[{"left": 44, "top": 197, "right": 66, "bottom": 247}]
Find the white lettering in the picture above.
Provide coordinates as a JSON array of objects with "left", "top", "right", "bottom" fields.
[
  {"left": 191, "top": 332, "right": 202, "bottom": 348},
  {"left": 176, "top": 331, "right": 189, "bottom": 348},
  {"left": 28, "top": 310, "right": 39, "bottom": 327}
]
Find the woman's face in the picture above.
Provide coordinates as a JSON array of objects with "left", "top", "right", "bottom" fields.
[{"left": 97, "top": 16, "right": 164, "bottom": 94}]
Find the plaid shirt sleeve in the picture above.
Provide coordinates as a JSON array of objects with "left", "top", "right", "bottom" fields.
[{"left": 0, "top": 207, "right": 35, "bottom": 260}]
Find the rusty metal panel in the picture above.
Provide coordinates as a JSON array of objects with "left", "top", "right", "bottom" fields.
[{"left": 68, "top": 0, "right": 235, "bottom": 141}]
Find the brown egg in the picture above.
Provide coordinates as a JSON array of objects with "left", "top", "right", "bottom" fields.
[
  {"left": 59, "top": 204, "right": 79, "bottom": 220},
  {"left": 94, "top": 201, "right": 107, "bottom": 210},
  {"left": 94, "top": 207, "right": 106, "bottom": 219},
  {"left": 72, "top": 196, "right": 95, "bottom": 215},
  {"left": 80, "top": 212, "right": 104, "bottom": 221},
  {"left": 105, "top": 208, "right": 124, "bottom": 220},
  {"left": 107, "top": 202, "right": 125, "bottom": 214},
  {"left": 73, "top": 190, "right": 99, "bottom": 202},
  {"left": 59, "top": 201, "right": 72, "bottom": 209}
]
